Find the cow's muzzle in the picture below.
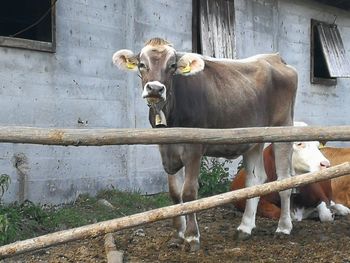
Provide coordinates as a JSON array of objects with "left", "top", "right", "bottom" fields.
[
  {"left": 143, "top": 81, "right": 167, "bottom": 127},
  {"left": 142, "top": 81, "right": 166, "bottom": 102}
]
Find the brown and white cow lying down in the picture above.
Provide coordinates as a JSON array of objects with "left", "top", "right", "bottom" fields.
[
  {"left": 231, "top": 141, "right": 350, "bottom": 221},
  {"left": 113, "top": 38, "right": 297, "bottom": 251}
]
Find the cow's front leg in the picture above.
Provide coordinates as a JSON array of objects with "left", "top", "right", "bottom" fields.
[
  {"left": 167, "top": 169, "right": 186, "bottom": 247},
  {"left": 237, "top": 143, "right": 266, "bottom": 239},
  {"left": 274, "top": 142, "right": 293, "bottom": 235},
  {"left": 182, "top": 155, "right": 202, "bottom": 252}
]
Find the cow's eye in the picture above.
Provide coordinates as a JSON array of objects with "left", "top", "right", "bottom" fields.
[
  {"left": 296, "top": 142, "right": 305, "bottom": 148},
  {"left": 138, "top": 63, "right": 147, "bottom": 70},
  {"left": 170, "top": 63, "right": 177, "bottom": 70}
]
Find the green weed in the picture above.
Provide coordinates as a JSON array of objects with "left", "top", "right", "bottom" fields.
[
  {"left": 199, "top": 157, "right": 231, "bottom": 197},
  {"left": 0, "top": 174, "right": 10, "bottom": 199},
  {"left": 0, "top": 174, "right": 11, "bottom": 244}
]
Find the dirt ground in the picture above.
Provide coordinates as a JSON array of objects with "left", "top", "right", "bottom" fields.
[{"left": 3, "top": 204, "right": 350, "bottom": 263}]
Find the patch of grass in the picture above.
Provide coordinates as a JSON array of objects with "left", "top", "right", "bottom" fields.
[
  {"left": 0, "top": 189, "right": 171, "bottom": 246},
  {"left": 0, "top": 201, "right": 50, "bottom": 245},
  {"left": 199, "top": 157, "right": 231, "bottom": 197},
  {"left": 44, "top": 190, "right": 171, "bottom": 229},
  {"left": 97, "top": 189, "right": 171, "bottom": 214}
]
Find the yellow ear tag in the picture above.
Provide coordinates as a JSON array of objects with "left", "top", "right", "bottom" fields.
[
  {"left": 181, "top": 63, "right": 191, "bottom": 74},
  {"left": 319, "top": 142, "right": 326, "bottom": 149},
  {"left": 126, "top": 60, "right": 137, "bottom": 70}
]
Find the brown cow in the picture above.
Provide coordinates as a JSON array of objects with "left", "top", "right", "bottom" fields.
[
  {"left": 112, "top": 38, "right": 297, "bottom": 251},
  {"left": 231, "top": 142, "right": 350, "bottom": 221},
  {"left": 321, "top": 147, "right": 350, "bottom": 208}
]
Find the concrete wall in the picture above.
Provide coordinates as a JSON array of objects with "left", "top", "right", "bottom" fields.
[
  {"left": 0, "top": 0, "right": 192, "bottom": 204},
  {"left": 221, "top": 0, "right": 350, "bottom": 177},
  {"left": 2, "top": 0, "right": 349, "bottom": 204},
  {"left": 235, "top": 0, "right": 350, "bottom": 133},
  {"left": 220, "top": 0, "right": 350, "bottom": 176}
]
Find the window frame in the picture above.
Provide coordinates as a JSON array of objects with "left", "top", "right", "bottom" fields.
[
  {"left": 310, "top": 19, "right": 337, "bottom": 86},
  {"left": 0, "top": 0, "right": 56, "bottom": 53}
]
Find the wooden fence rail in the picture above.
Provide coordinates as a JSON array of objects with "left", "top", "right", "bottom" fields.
[
  {"left": 1, "top": 162, "right": 350, "bottom": 259},
  {"left": 0, "top": 125, "right": 350, "bottom": 146}
]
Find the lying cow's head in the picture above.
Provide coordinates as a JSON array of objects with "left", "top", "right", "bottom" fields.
[
  {"left": 292, "top": 140, "right": 330, "bottom": 174},
  {"left": 292, "top": 122, "right": 330, "bottom": 174},
  {"left": 291, "top": 123, "right": 330, "bottom": 174},
  {"left": 112, "top": 38, "right": 205, "bottom": 126}
]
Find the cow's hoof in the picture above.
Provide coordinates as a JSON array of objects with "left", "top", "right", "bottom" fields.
[
  {"left": 234, "top": 230, "right": 251, "bottom": 241},
  {"left": 274, "top": 232, "right": 289, "bottom": 240},
  {"left": 184, "top": 235, "right": 200, "bottom": 252},
  {"left": 167, "top": 236, "right": 184, "bottom": 249},
  {"left": 184, "top": 239, "right": 200, "bottom": 252}
]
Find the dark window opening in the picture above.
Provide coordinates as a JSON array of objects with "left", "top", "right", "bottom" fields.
[
  {"left": 311, "top": 19, "right": 350, "bottom": 85},
  {"left": 0, "top": 0, "right": 56, "bottom": 52},
  {"left": 313, "top": 25, "right": 333, "bottom": 79}
]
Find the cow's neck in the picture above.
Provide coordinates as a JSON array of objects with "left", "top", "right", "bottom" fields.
[
  {"left": 148, "top": 83, "right": 175, "bottom": 128},
  {"left": 164, "top": 80, "right": 178, "bottom": 126}
]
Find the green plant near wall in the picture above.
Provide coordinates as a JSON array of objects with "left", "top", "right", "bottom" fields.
[
  {"left": 199, "top": 157, "right": 232, "bottom": 197},
  {"left": 0, "top": 174, "right": 11, "bottom": 244},
  {"left": 0, "top": 174, "right": 10, "bottom": 198}
]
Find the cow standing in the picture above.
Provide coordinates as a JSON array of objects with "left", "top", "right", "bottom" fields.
[{"left": 113, "top": 38, "right": 298, "bottom": 251}]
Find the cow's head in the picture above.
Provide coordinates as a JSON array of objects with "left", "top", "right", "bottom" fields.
[
  {"left": 292, "top": 122, "right": 330, "bottom": 174},
  {"left": 112, "top": 38, "right": 205, "bottom": 126},
  {"left": 292, "top": 140, "right": 330, "bottom": 174}
]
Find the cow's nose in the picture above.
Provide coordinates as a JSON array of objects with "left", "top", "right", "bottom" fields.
[
  {"left": 320, "top": 160, "right": 330, "bottom": 169},
  {"left": 146, "top": 83, "right": 165, "bottom": 95}
]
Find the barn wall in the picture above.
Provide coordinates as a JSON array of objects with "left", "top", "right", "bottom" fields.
[
  {"left": 235, "top": 0, "right": 350, "bottom": 132},
  {"left": 0, "top": 0, "right": 192, "bottom": 204}
]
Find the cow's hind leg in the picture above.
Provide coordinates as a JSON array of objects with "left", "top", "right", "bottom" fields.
[
  {"left": 237, "top": 143, "right": 266, "bottom": 239},
  {"left": 167, "top": 169, "right": 186, "bottom": 247},
  {"left": 273, "top": 142, "right": 293, "bottom": 235}
]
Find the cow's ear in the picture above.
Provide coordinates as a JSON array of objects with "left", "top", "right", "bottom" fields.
[
  {"left": 112, "top": 49, "right": 139, "bottom": 71},
  {"left": 176, "top": 53, "right": 205, "bottom": 75}
]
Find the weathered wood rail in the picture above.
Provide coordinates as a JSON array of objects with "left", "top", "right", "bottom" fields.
[{"left": 0, "top": 125, "right": 350, "bottom": 145}]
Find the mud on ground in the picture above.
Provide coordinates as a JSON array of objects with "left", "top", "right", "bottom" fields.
[{"left": 3, "top": 205, "right": 350, "bottom": 263}]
